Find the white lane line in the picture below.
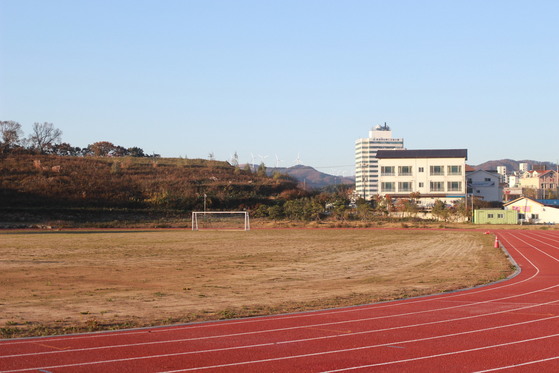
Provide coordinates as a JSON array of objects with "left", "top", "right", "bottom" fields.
[
  {"left": 4, "top": 278, "right": 559, "bottom": 360},
  {"left": 4, "top": 296, "right": 559, "bottom": 361},
  {"left": 473, "top": 356, "right": 559, "bottom": 372},
  {"left": 319, "top": 333, "right": 559, "bottom": 373},
  {"left": 4, "top": 292, "right": 559, "bottom": 359},
  {"left": 0, "top": 231, "right": 540, "bottom": 347},
  {"left": 516, "top": 231, "right": 559, "bottom": 250},
  {"left": 4, "top": 313, "right": 559, "bottom": 373}
]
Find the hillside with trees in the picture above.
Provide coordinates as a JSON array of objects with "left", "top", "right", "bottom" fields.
[{"left": 0, "top": 154, "right": 301, "bottom": 227}]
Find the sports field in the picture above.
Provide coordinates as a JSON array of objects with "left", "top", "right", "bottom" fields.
[{"left": 0, "top": 229, "right": 513, "bottom": 338}]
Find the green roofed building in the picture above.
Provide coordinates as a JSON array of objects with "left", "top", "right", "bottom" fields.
[{"left": 473, "top": 209, "right": 518, "bottom": 225}]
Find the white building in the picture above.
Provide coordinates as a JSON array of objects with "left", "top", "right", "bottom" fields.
[
  {"left": 504, "top": 197, "right": 559, "bottom": 224},
  {"left": 519, "top": 162, "right": 530, "bottom": 173},
  {"left": 467, "top": 169, "right": 503, "bottom": 202},
  {"left": 496, "top": 166, "right": 508, "bottom": 184},
  {"left": 355, "top": 123, "right": 404, "bottom": 200},
  {"left": 376, "top": 149, "right": 468, "bottom": 207}
]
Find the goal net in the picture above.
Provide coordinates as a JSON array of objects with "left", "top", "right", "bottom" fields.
[{"left": 191, "top": 211, "right": 250, "bottom": 231}]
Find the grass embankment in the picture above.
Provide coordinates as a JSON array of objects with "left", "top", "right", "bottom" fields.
[{"left": 0, "top": 229, "right": 514, "bottom": 338}]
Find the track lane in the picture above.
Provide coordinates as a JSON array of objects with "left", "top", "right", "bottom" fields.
[{"left": 2, "top": 230, "right": 559, "bottom": 372}]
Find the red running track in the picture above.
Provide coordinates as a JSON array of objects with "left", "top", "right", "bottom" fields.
[{"left": 2, "top": 230, "right": 559, "bottom": 372}]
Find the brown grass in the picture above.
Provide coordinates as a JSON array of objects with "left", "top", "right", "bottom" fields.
[{"left": 0, "top": 228, "right": 513, "bottom": 338}]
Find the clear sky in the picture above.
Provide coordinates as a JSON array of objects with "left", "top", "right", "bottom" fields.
[{"left": 1, "top": 0, "right": 557, "bottom": 175}]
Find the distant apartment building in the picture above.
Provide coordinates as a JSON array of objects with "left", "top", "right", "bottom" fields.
[
  {"left": 496, "top": 166, "right": 508, "bottom": 183},
  {"left": 376, "top": 149, "right": 468, "bottom": 207},
  {"left": 355, "top": 123, "right": 404, "bottom": 200}
]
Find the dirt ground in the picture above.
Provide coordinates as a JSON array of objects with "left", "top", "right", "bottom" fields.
[{"left": 0, "top": 228, "right": 513, "bottom": 337}]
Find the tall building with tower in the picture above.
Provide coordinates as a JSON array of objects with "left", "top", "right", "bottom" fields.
[{"left": 355, "top": 123, "right": 404, "bottom": 200}]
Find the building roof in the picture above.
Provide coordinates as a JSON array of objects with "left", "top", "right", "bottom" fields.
[
  {"left": 376, "top": 149, "right": 468, "bottom": 160},
  {"left": 503, "top": 197, "right": 559, "bottom": 208},
  {"left": 503, "top": 197, "right": 541, "bottom": 207},
  {"left": 466, "top": 169, "right": 500, "bottom": 177},
  {"left": 537, "top": 199, "right": 559, "bottom": 207}
]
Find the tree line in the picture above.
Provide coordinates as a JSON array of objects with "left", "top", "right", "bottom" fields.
[
  {"left": 252, "top": 189, "right": 484, "bottom": 223},
  {"left": 0, "top": 121, "right": 153, "bottom": 157}
]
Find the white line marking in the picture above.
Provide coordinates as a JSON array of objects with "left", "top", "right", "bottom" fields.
[
  {"left": 4, "top": 311, "right": 559, "bottom": 373},
  {"left": 4, "top": 297, "right": 559, "bottom": 361},
  {"left": 473, "top": 356, "right": 559, "bottom": 372},
  {"left": 319, "top": 333, "right": 559, "bottom": 372}
]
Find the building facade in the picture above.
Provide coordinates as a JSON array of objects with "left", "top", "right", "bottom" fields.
[
  {"left": 504, "top": 197, "right": 559, "bottom": 224},
  {"left": 376, "top": 149, "right": 468, "bottom": 207},
  {"left": 355, "top": 123, "right": 404, "bottom": 200},
  {"left": 467, "top": 169, "right": 503, "bottom": 202},
  {"left": 474, "top": 209, "right": 518, "bottom": 225},
  {"left": 519, "top": 170, "right": 559, "bottom": 199}
]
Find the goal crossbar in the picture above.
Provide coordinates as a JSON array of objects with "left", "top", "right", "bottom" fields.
[{"left": 191, "top": 211, "right": 250, "bottom": 231}]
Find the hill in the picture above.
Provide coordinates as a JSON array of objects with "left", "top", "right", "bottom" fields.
[
  {"left": 0, "top": 155, "right": 299, "bottom": 225},
  {"left": 258, "top": 164, "right": 354, "bottom": 189},
  {"left": 474, "top": 159, "right": 558, "bottom": 173}
]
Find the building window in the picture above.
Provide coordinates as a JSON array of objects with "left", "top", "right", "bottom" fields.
[
  {"left": 381, "top": 182, "right": 395, "bottom": 192},
  {"left": 430, "top": 165, "right": 444, "bottom": 175},
  {"left": 531, "top": 214, "right": 539, "bottom": 220},
  {"left": 398, "top": 166, "right": 412, "bottom": 176},
  {"left": 447, "top": 165, "right": 462, "bottom": 175},
  {"left": 488, "top": 214, "right": 494, "bottom": 218},
  {"left": 447, "top": 181, "right": 462, "bottom": 192},
  {"left": 418, "top": 182, "right": 424, "bottom": 188},
  {"left": 398, "top": 182, "right": 412, "bottom": 192},
  {"left": 381, "top": 166, "right": 395, "bottom": 176},
  {"left": 430, "top": 181, "right": 444, "bottom": 192},
  {"left": 498, "top": 214, "right": 504, "bottom": 219},
  {"left": 418, "top": 167, "right": 424, "bottom": 172}
]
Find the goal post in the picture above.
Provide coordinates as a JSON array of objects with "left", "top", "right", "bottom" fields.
[{"left": 191, "top": 211, "right": 250, "bottom": 231}]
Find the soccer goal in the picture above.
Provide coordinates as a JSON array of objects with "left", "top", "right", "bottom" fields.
[{"left": 191, "top": 211, "right": 251, "bottom": 231}]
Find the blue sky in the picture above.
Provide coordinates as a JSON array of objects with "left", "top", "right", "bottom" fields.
[{"left": 1, "top": 0, "right": 557, "bottom": 175}]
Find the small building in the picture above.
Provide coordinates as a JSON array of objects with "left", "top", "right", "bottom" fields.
[
  {"left": 503, "top": 197, "right": 559, "bottom": 224},
  {"left": 467, "top": 169, "right": 503, "bottom": 202},
  {"left": 473, "top": 209, "right": 518, "bottom": 225}
]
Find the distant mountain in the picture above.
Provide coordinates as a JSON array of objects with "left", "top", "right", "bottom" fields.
[
  {"left": 255, "top": 164, "right": 354, "bottom": 189},
  {"left": 473, "top": 159, "right": 558, "bottom": 173}
]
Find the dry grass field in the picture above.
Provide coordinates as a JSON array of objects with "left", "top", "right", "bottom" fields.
[{"left": 0, "top": 228, "right": 514, "bottom": 338}]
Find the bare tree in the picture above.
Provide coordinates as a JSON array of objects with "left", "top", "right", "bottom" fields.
[
  {"left": 0, "top": 120, "right": 23, "bottom": 153},
  {"left": 28, "top": 122, "right": 62, "bottom": 153}
]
